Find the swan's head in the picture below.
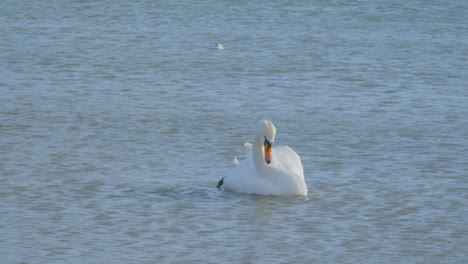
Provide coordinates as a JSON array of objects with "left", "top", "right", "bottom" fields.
[{"left": 257, "top": 120, "right": 276, "bottom": 164}]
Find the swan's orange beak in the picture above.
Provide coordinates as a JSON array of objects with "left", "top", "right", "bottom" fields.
[{"left": 264, "top": 143, "right": 272, "bottom": 164}]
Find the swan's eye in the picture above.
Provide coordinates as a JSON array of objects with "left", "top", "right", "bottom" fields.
[{"left": 264, "top": 136, "right": 272, "bottom": 147}]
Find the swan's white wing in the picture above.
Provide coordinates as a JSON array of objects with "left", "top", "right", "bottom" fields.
[{"left": 273, "top": 146, "right": 304, "bottom": 178}]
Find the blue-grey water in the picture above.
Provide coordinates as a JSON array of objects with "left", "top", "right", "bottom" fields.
[{"left": 1, "top": 0, "right": 467, "bottom": 263}]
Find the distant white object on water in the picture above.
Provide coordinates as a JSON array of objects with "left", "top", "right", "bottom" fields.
[{"left": 216, "top": 43, "right": 224, "bottom": 50}]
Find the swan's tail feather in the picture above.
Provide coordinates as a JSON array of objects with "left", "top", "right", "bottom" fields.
[
  {"left": 216, "top": 177, "right": 224, "bottom": 189},
  {"left": 228, "top": 157, "right": 239, "bottom": 168}
]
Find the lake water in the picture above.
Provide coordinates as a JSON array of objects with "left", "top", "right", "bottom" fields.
[{"left": 1, "top": 0, "right": 467, "bottom": 263}]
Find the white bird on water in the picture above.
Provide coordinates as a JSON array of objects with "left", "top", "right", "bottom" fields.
[
  {"left": 217, "top": 120, "right": 308, "bottom": 196},
  {"left": 215, "top": 43, "right": 224, "bottom": 50}
]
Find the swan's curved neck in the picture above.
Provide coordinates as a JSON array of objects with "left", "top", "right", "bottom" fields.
[
  {"left": 253, "top": 133, "right": 267, "bottom": 176},
  {"left": 252, "top": 120, "right": 276, "bottom": 177}
]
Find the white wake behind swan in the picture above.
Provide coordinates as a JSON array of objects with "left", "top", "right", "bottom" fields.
[{"left": 217, "top": 120, "right": 308, "bottom": 196}]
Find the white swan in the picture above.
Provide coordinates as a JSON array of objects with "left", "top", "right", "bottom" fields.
[
  {"left": 217, "top": 120, "right": 308, "bottom": 196},
  {"left": 215, "top": 43, "right": 224, "bottom": 50}
]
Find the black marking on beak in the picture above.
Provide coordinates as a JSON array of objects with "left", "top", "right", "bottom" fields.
[{"left": 264, "top": 136, "right": 273, "bottom": 165}]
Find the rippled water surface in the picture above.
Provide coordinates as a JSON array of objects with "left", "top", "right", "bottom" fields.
[{"left": 1, "top": 0, "right": 467, "bottom": 263}]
